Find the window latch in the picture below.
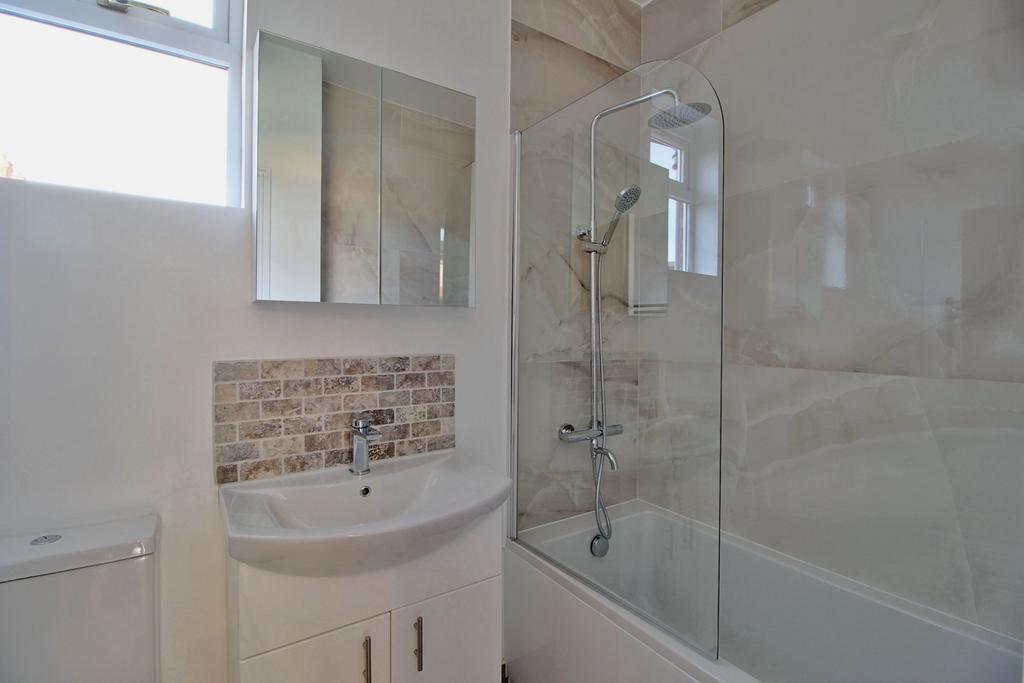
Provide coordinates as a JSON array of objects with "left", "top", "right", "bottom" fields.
[{"left": 97, "top": 0, "right": 170, "bottom": 16}]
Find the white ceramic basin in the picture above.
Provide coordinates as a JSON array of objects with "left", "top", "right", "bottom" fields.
[{"left": 219, "top": 450, "right": 511, "bottom": 575}]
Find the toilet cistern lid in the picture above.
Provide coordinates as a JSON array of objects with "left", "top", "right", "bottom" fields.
[{"left": 0, "top": 514, "right": 159, "bottom": 583}]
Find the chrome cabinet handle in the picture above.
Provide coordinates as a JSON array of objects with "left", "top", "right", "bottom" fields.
[
  {"left": 363, "top": 635, "right": 372, "bottom": 683},
  {"left": 414, "top": 616, "right": 423, "bottom": 672}
]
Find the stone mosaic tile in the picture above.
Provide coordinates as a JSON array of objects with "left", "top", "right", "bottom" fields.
[{"left": 212, "top": 355, "right": 456, "bottom": 484}]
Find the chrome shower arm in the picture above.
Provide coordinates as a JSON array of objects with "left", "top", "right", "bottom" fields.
[{"left": 588, "top": 88, "right": 679, "bottom": 236}]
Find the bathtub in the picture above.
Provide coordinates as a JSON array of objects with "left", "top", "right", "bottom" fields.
[{"left": 506, "top": 500, "right": 1022, "bottom": 683}]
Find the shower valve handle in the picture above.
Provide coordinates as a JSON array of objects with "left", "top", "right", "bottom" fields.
[{"left": 558, "top": 423, "right": 623, "bottom": 443}]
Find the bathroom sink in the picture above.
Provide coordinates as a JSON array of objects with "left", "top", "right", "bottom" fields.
[{"left": 219, "top": 451, "right": 511, "bottom": 575}]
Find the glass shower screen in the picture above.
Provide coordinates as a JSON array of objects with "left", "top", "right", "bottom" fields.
[{"left": 511, "top": 58, "right": 724, "bottom": 655}]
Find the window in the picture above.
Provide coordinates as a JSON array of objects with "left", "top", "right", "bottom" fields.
[
  {"left": 666, "top": 198, "right": 691, "bottom": 271},
  {"left": 650, "top": 139, "right": 683, "bottom": 183},
  {"left": 651, "top": 137, "right": 693, "bottom": 271},
  {"left": 651, "top": 136, "right": 718, "bottom": 276},
  {"left": 0, "top": 0, "right": 240, "bottom": 205}
]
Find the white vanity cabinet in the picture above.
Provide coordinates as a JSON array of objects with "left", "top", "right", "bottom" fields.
[
  {"left": 228, "top": 506, "right": 504, "bottom": 683},
  {"left": 235, "top": 579, "right": 500, "bottom": 683},
  {"left": 391, "top": 578, "right": 501, "bottom": 683},
  {"left": 239, "top": 614, "right": 390, "bottom": 683}
]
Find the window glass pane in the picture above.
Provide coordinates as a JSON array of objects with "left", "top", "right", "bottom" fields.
[
  {"left": 154, "top": 0, "right": 215, "bottom": 28},
  {"left": 667, "top": 198, "right": 693, "bottom": 272},
  {"left": 650, "top": 139, "right": 682, "bottom": 182},
  {"left": 0, "top": 12, "right": 227, "bottom": 204},
  {"left": 667, "top": 197, "right": 679, "bottom": 269},
  {"left": 681, "top": 200, "right": 692, "bottom": 270}
]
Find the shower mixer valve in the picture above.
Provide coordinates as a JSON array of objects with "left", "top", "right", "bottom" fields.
[{"left": 558, "top": 422, "right": 624, "bottom": 443}]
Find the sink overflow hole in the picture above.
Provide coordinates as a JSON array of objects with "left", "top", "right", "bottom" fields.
[{"left": 360, "top": 486, "right": 371, "bottom": 497}]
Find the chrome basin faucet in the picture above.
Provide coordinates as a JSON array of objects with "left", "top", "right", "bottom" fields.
[{"left": 350, "top": 417, "right": 381, "bottom": 476}]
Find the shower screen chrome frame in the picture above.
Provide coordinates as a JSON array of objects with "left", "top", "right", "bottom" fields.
[{"left": 508, "top": 130, "right": 522, "bottom": 540}]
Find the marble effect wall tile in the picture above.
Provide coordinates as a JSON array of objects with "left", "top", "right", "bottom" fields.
[
  {"left": 516, "top": 63, "right": 720, "bottom": 532},
  {"left": 321, "top": 87, "right": 473, "bottom": 305},
  {"left": 517, "top": 113, "right": 644, "bottom": 361},
  {"left": 517, "top": 357, "right": 642, "bottom": 531},
  {"left": 511, "top": 21, "right": 626, "bottom": 132},
  {"left": 724, "top": 133, "right": 1024, "bottom": 383},
  {"left": 513, "top": 0, "right": 641, "bottom": 71},
  {"left": 641, "top": 0, "right": 722, "bottom": 63},
  {"left": 322, "top": 83, "right": 380, "bottom": 303},
  {"left": 722, "top": 363, "right": 1024, "bottom": 640},
  {"left": 212, "top": 355, "right": 455, "bottom": 484},
  {"left": 721, "top": 0, "right": 778, "bottom": 29},
  {"left": 637, "top": 360, "right": 721, "bottom": 525},
  {"left": 513, "top": 0, "right": 1024, "bottom": 659},
  {"left": 916, "top": 377, "right": 1024, "bottom": 639},
  {"left": 380, "top": 102, "right": 474, "bottom": 306}
]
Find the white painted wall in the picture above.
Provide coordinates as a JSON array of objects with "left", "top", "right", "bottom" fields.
[{"left": 0, "top": 1, "right": 510, "bottom": 680}]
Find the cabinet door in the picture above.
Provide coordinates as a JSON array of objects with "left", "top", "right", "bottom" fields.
[
  {"left": 391, "top": 577, "right": 501, "bottom": 683},
  {"left": 240, "top": 613, "right": 390, "bottom": 683}
]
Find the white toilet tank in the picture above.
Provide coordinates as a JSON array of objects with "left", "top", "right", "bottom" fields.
[{"left": 0, "top": 515, "right": 159, "bottom": 683}]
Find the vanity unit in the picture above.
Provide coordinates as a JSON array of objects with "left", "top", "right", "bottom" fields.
[{"left": 220, "top": 451, "right": 510, "bottom": 682}]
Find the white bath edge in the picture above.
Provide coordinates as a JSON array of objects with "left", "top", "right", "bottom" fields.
[
  {"left": 519, "top": 499, "right": 1022, "bottom": 657},
  {"left": 510, "top": 500, "right": 1022, "bottom": 683},
  {"left": 504, "top": 539, "right": 758, "bottom": 683}
]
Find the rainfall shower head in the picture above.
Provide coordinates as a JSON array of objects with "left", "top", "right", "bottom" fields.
[
  {"left": 649, "top": 102, "right": 712, "bottom": 129},
  {"left": 600, "top": 184, "right": 642, "bottom": 247}
]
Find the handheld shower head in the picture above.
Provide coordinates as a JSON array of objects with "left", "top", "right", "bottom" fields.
[
  {"left": 649, "top": 102, "right": 711, "bottom": 129},
  {"left": 600, "top": 184, "right": 642, "bottom": 247},
  {"left": 614, "top": 184, "right": 642, "bottom": 213}
]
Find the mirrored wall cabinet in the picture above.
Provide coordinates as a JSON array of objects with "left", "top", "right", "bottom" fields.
[{"left": 254, "top": 32, "right": 476, "bottom": 305}]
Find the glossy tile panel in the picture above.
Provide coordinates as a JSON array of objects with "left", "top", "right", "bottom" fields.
[
  {"left": 686, "top": 0, "right": 1024, "bottom": 199},
  {"left": 641, "top": 0, "right": 722, "bottom": 63},
  {"left": 681, "top": 0, "right": 1024, "bottom": 652},
  {"left": 321, "top": 88, "right": 474, "bottom": 305},
  {"left": 510, "top": 0, "right": 782, "bottom": 135},
  {"left": 321, "top": 84, "right": 380, "bottom": 304},
  {"left": 721, "top": 0, "right": 778, "bottom": 29},
  {"left": 380, "top": 102, "right": 475, "bottom": 306},
  {"left": 512, "top": 0, "right": 641, "bottom": 70},
  {"left": 517, "top": 357, "right": 642, "bottom": 530},
  {"left": 723, "top": 365, "right": 975, "bottom": 621},
  {"left": 515, "top": 110, "right": 645, "bottom": 530},
  {"left": 917, "top": 377, "right": 1024, "bottom": 639},
  {"left": 511, "top": 21, "right": 626, "bottom": 132},
  {"left": 724, "top": 132, "right": 1024, "bottom": 382},
  {"left": 637, "top": 360, "right": 721, "bottom": 525},
  {"left": 722, "top": 364, "right": 1024, "bottom": 639}
]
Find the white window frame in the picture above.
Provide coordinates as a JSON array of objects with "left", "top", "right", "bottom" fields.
[
  {"left": 652, "top": 134, "right": 694, "bottom": 272},
  {"left": 0, "top": 0, "right": 243, "bottom": 205}
]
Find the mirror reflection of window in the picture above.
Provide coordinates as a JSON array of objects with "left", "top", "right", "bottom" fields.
[{"left": 650, "top": 136, "right": 717, "bottom": 276}]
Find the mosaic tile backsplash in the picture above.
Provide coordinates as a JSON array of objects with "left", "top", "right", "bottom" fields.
[{"left": 212, "top": 354, "right": 455, "bottom": 484}]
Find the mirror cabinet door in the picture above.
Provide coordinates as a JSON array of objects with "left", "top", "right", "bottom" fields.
[
  {"left": 380, "top": 69, "right": 475, "bottom": 306},
  {"left": 254, "top": 32, "right": 474, "bottom": 306}
]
